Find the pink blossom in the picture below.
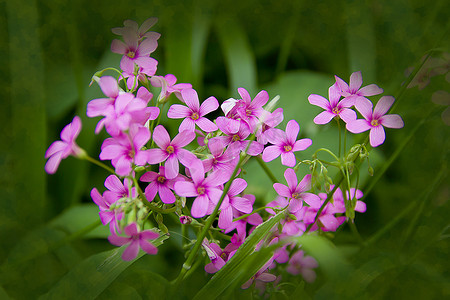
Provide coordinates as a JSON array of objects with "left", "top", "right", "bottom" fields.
[
  {"left": 256, "top": 108, "right": 284, "bottom": 145},
  {"left": 286, "top": 250, "right": 318, "bottom": 283},
  {"left": 103, "top": 175, "right": 136, "bottom": 203},
  {"left": 90, "top": 188, "right": 123, "bottom": 234},
  {"left": 100, "top": 125, "right": 150, "bottom": 176},
  {"left": 87, "top": 76, "right": 120, "bottom": 118},
  {"left": 140, "top": 166, "right": 185, "bottom": 204},
  {"left": 146, "top": 125, "right": 197, "bottom": 179},
  {"left": 241, "top": 258, "right": 277, "bottom": 289},
  {"left": 45, "top": 116, "right": 83, "bottom": 174},
  {"left": 216, "top": 121, "right": 263, "bottom": 156},
  {"left": 202, "top": 138, "right": 239, "bottom": 175},
  {"left": 167, "top": 88, "right": 219, "bottom": 132},
  {"left": 224, "top": 194, "right": 263, "bottom": 238},
  {"left": 150, "top": 74, "right": 192, "bottom": 102},
  {"left": 346, "top": 96, "right": 404, "bottom": 147},
  {"left": 234, "top": 88, "right": 269, "bottom": 132},
  {"left": 202, "top": 239, "right": 237, "bottom": 274},
  {"left": 112, "top": 18, "right": 160, "bottom": 41},
  {"left": 273, "top": 169, "right": 320, "bottom": 213},
  {"left": 262, "top": 120, "right": 312, "bottom": 167},
  {"left": 266, "top": 197, "right": 306, "bottom": 236},
  {"left": 108, "top": 222, "right": 159, "bottom": 261},
  {"left": 335, "top": 71, "right": 384, "bottom": 105},
  {"left": 308, "top": 83, "right": 357, "bottom": 124},
  {"left": 174, "top": 163, "right": 229, "bottom": 218},
  {"left": 111, "top": 28, "right": 158, "bottom": 74},
  {"left": 303, "top": 196, "right": 346, "bottom": 232},
  {"left": 218, "top": 178, "right": 253, "bottom": 230}
]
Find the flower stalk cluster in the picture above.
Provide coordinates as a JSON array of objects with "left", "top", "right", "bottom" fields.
[{"left": 45, "top": 18, "right": 405, "bottom": 292}]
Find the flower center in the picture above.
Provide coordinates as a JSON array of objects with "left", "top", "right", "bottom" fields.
[
  {"left": 166, "top": 145, "right": 175, "bottom": 154},
  {"left": 232, "top": 134, "right": 240, "bottom": 142},
  {"left": 191, "top": 112, "right": 200, "bottom": 120},
  {"left": 284, "top": 145, "right": 292, "bottom": 152},
  {"left": 197, "top": 186, "right": 205, "bottom": 195},
  {"left": 332, "top": 107, "right": 341, "bottom": 114},
  {"left": 246, "top": 109, "right": 252, "bottom": 116},
  {"left": 371, "top": 119, "right": 380, "bottom": 127},
  {"left": 157, "top": 176, "right": 166, "bottom": 183},
  {"left": 220, "top": 252, "right": 227, "bottom": 260},
  {"left": 292, "top": 192, "right": 300, "bottom": 199},
  {"left": 127, "top": 50, "right": 136, "bottom": 59}
]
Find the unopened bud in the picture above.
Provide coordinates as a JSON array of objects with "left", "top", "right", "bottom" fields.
[
  {"left": 179, "top": 215, "right": 192, "bottom": 225},
  {"left": 368, "top": 166, "right": 374, "bottom": 176}
]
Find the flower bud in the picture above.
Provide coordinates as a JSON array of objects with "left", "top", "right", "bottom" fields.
[{"left": 179, "top": 215, "right": 192, "bottom": 225}]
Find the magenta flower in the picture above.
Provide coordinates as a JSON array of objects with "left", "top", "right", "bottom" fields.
[
  {"left": 218, "top": 178, "right": 253, "bottom": 230},
  {"left": 308, "top": 83, "right": 357, "bottom": 124},
  {"left": 146, "top": 125, "right": 197, "bottom": 179},
  {"left": 335, "top": 71, "right": 384, "bottom": 105},
  {"left": 256, "top": 108, "right": 284, "bottom": 145},
  {"left": 167, "top": 88, "right": 219, "bottom": 132},
  {"left": 216, "top": 121, "right": 263, "bottom": 156},
  {"left": 111, "top": 28, "right": 158, "bottom": 74},
  {"left": 202, "top": 138, "right": 239, "bottom": 175},
  {"left": 346, "top": 96, "right": 404, "bottom": 147},
  {"left": 286, "top": 250, "right": 318, "bottom": 283},
  {"left": 90, "top": 188, "right": 123, "bottom": 234},
  {"left": 241, "top": 259, "right": 277, "bottom": 289},
  {"left": 224, "top": 194, "right": 263, "bottom": 238},
  {"left": 108, "top": 222, "right": 159, "bottom": 261},
  {"left": 103, "top": 175, "right": 136, "bottom": 203},
  {"left": 303, "top": 196, "right": 345, "bottom": 232},
  {"left": 150, "top": 74, "right": 192, "bottom": 101},
  {"left": 100, "top": 125, "right": 150, "bottom": 176},
  {"left": 262, "top": 120, "right": 312, "bottom": 167},
  {"left": 45, "top": 116, "right": 83, "bottom": 174},
  {"left": 174, "top": 163, "right": 229, "bottom": 218},
  {"left": 234, "top": 88, "right": 269, "bottom": 132},
  {"left": 266, "top": 197, "right": 306, "bottom": 236},
  {"left": 202, "top": 238, "right": 238, "bottom": 274},
  {"left": 140, "top": 166, "right": 185, "bottom": 204},
  {"left": 87, "top": 76, "right": 119, "bottom": 118},
  {"left": 273, "top": 168, "right": 320, "bottom": 213}
]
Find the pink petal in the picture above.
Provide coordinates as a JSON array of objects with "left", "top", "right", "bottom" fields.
[
  {"left": 122, "top": 240, "right": 140, "bottom": 261},
  {"left": 358, "top": 84, "right": 383, "bottom": 96},
  {"left": 172, "top": 130, "right": 195, "bottom": 147},
  {"left": 218, "top": 206, "right": 233, "bottom": 229},
  {"left": 280, "top": 151, "right": 296, "bottom": 167},
  {"left": 147, "top": 148, "right": 168, "bottom": 164},
  {"left": 178, "top": 118, "right": 196, "bottom": 133},
  {"left": 159, "top": 184, "right": 176, "bottom": 204},
  {"left": 110, "top": 39, "right": 127, "bottom": 54},
  {"left": 354, "top": 97, "right": 373, "bottom": 120},
  {"left": 164, "top": 155, "right": 179, "bottom": 179},
  {"left": 250, "top": 90, "right": 269, "bottom": 108},
  {"left": 181, "top": 88, "right": 200, "bottom": 111},
  {"left": 174, "top": 181, "right": 197, "bottom": 197},
  {"left": 369, "top": 126, "right": 385, "bottom": 147},
  {"left": 144, "top": 182, "right": 158, "bottom": 202},
  {"left": 355, "top": 201, "right": 367, "bottom": 213},
  {"left": 45, "top": 151, "right": 63, "bottom": 174},
  {"left": 284, "top": 168, "right": 298, "bottom": 191},
  {"left": 293, "top": 138, "right": 312, "bottom": 152},
  {"left": 191, "top": 195, "right": 209, "bottom": 218},
  {"left": 228, "top": 178, "right": 247, "bottom": 196},
  {"left": 231, "top": 197, "right": 253, "bottom": 213},
  {"left": 138, "top": 38, "right": 158, "bottom": 56},
  {"left": 339, "top": 108, "right": 357, "bottom": 124},
  {"left": 285, "top": 120, "right": 300, "bottom": 145},
  {"left": 328, "top": 83, "right": 342, "bottom": 107},
  {"left": 349, "top": 71, "right": 362, "bottom": 92},
  {"left": 45, "top": 141, "right": 66, "bottom": 158},
  {"left": 262, "top": 145, "right": 281, "bottom": 162},
  {"left": 301, "top": 268, "right": 317, "bottom": 283},
  {"left": 196, "top": 117, "right": 218, "bottom": 132},
  {"left": 168, "top": 104, "right": 191, "bottom": 119},
  {"left": 124, "top": 222, "right": 139, "bottom": 236},
  {"left": 199, "top": 96, "right": 219, "bottom": 116},
  {"left": 152, "top": 125, "right": 171, "bottom": 149},
  {"left": 314, "top": 111, "right": 335, "bottom": 124},
  {"left": 120, "top": 56, "right": 135, "bottom": 74},
  {"left": 108, "top": 234, "right": 131, "bottom": 246},
  {"left": 297, "top": 174, "right": 312, "bottom": 193},
  {"left": 334, "top": 75, "right": 349, "bottom": 94},
  {"left": 273, "top": 183, "right": 291, "bottom": 198},
  {"left": 104, "top": 175, "right": 125, "bottom": 194},
  {"left": 257, "top": 273, "right": 277, "bottom": 282},
  {"left": 346, "top": 119, "right": 371, "bottom": 133},
  {"left": 380, "top": 114, "right": 404, "bottom": 128},
  {"left": 99, "top": 76, "right": 119, "bottom": 98},
  {"left": 373, "top": 96, "right": 395, "bottom": 118},
  {"left": 139, "top": 239, "right": 158, "bottom": 255}
]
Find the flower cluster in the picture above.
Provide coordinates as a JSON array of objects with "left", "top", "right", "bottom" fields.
[{"left": 44, "top": 18, "right": 405, "bottom": 291}]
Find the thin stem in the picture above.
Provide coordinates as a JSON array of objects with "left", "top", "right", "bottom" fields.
[
  {"left": 314, "top": 148, "right": 340, "bottom": 162},
  {"left": 84, "top": 155, "right": 117, "bottom": 175},
  {"left": 337, "top": 119, "right": 342, "bottom": 158},
  {"left": 256, "top": 155, "right": 278, "bottom": 184}
]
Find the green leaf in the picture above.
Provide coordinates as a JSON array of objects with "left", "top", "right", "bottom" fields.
[
  {"left": 193, "top": 211, "right": 284, "bottom": 299},
  {"left": 39, "top": 234, "right": 169, "bottom": 300},
  {"left": 214, "top": 15, "right": 257, "bottom": 95}
]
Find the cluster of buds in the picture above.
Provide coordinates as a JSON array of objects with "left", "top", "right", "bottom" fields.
[{"left": 45, "top": 18, "right": 404, "bottom": 290}]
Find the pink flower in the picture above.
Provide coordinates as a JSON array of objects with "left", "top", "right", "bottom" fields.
[
  {"left": 108, "top": 222, "right": 159, "bottom": 261},
  {"left": 241, "top": 259, "right": 277, "bottom": 289},
  {"left": 174, "top": 163, "right": 230, "bottom": 218},
  {"left": 140, "top": 166, "right": 185, "bottom": 204},
  {"left": 256, "top": 108, "right": 284, "bottom": 145},
  {"left": 100, "top": 125, "right": 150, "bottom": 176},
  {"left": 202, "top": 238, "right": 237, "bottom": 274},
  {"left": 223, "top": 194, "right": 262, "bottom": 238},
  {"left": 87, "top": 76, "right": 119, "bottom": 118},
  {"left": 308, "top": 83, "right": 357, "bottom": 124},
  {"left": 146, "top": 125, "right": 197, "bottom": 179},
  {"left": 111, "top": 28, "right": 158, "bottom": 74},
  {"left": 167, "top": 88, "right": 219, "bottom": 132},
  {"left": 202, "top": 138, "right": 239, "bottom": 175},
  {"left": 218, "top": 178, "right": 253, "bottom": 230},
  {"left": 234, "top": 88, "right": 269, "bottom": 132},
  {"left": 286, "top": 250, "right": 318, "bottom": 283},
  {"left": 45, "top": 116, "right": 83, "bottom": 174},
  {"left": 266, "top": 197, "right": 306, "bottom": 236},
  {"left": 103, "top": 175, "right": 136, "bottom": 202},
  {"left": 112, "top": 18, "right": 160, "bottom": 41},
  {"left": 216, "top": 121, "right": 263, "bottom": 156},
  {"left": 90, "top": 188, "right": 124, "bottom": 234},
  {"left": 150, "top": 74, "right": 192, "bottom": 102},
  {"left": 273, "top": 168, "right": 320, "bottom": 213},
  {"left": 262, "top": 120, "right": 312, "bottom": 167},
  {"left": 335, "top": 71, "right": 384, "bottom": 105},
  {"left": 346, "top": 96, "right": 404, "bottom": 147}
]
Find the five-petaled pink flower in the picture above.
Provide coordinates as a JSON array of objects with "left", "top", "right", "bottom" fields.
[
  {"left": 335, "top": 71, "right": 384, "bottom": 105},
  {"left": 167, "top": 88, "right": 219, "bottom": 132},
  {"left": 286, "top": 250, "right": 318, "bottom": 283},
  {"left": 346, "top": 96, "right": 404, "bottom": 147},
  {"left": 308, "top": 83, "right": 357, "bottom": 124},
  {"left": 45, "top": 116, "right": 84, "bottom": 174},
  {"left": 108, "top": 222, "right": 159, "bottom": 261},
  {"left": 262, "top": 120, "right": 312, "bottom": 167},
  {"left": 146, "top": 125, "right": 197, "bottom": 179},
  {"left": 273, "top": 168, "right": 320, "bottom": 212},
  {"left": 90, "top": 187, "right": 124, "bottom": 234},
  {"left": 140, "top": 166, "right": 185, "bottom": 204}
]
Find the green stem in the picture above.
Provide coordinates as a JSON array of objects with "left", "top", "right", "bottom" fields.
[
  {"left": 337, "top": 119, "right": 342, "bottom": 158},
  {"left": 314, "top": 148, "right": 340, "bottom": 162},
  {"left": 84, "top": 155, "right": 117, "bottom": 175},
  {"left": 256, "top": 155, "right": 278, "bottom": 184}
]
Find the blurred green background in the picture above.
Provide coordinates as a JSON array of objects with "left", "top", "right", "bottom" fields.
[{"left": 0, "top": 0, "right": 448, "bottom": 299}]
